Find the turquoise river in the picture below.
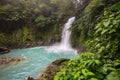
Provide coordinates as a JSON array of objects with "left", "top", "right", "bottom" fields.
[{"left": 0, "top": 46, "right": 76, "bottom": 80}]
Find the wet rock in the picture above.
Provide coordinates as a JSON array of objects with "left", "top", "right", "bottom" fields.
[
  {"left": 35, "top": 58, "right": 70, "bottom": 80},
  {"left": 26, "top": 76, "right": 34, "bottom": 80},
  {"left": 0, "top": 47, "right": 10, "bottom": 54},
  {"left": 0, "top": 57, "right": 25, "bottom": 65}
]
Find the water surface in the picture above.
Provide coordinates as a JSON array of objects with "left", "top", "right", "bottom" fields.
[{"left": 0, "top": 46, "right": 76, "bottom": 80}]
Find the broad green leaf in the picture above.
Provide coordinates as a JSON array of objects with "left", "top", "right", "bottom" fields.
[
  {"left": 90, "top": 78, "right": 99, "bottom": 80},
  {"left": 95, "top": 60, "right": 101, "bottom": 65},
  {"left": 86, "top": 71, "right": 95, "bottom": 76},
  {"left": 109, "top": 29, "right": 116, "bottom": 34},
  {"left": 95, "top": 27, "right": 102, "bottom": 34},
  {"left": 82, "top": 69, "right": 88, "bottom": 76},
  {"left": 96, "top": 43, "right": 101, "bottom": 48},
  {"left": 80, "top": 76, "right": 84, "bottom": 79},
  {"left": 103, "top": 20, "right": 110, "bottom": 27},
  {"left": 108, "top": 67, "right": 116, "bottom": 71},
  {"left": 101, "top": 29, "right": 108, "bottom": 35}
]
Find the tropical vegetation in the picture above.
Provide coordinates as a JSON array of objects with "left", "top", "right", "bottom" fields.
[{"left": 0, "top": 0, "right": 120, "bottom": 80}]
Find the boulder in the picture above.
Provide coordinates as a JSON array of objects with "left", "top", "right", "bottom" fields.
[
  {"left": 26, "top": 76, "right": 34, "bottom": 80},
  {"left": 0, "top": 47, "right": 10, "bottom": 54},
  {"left": 0, "top": 57, "right": 25, "bottom": 65}
]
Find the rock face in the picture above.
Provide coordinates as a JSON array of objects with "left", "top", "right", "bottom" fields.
[
  {"left": 26, "top": 58, "right": 70, "bottom": 80},
  {"left": 0, "top": 47, "right": 10, "bottom": 54}
]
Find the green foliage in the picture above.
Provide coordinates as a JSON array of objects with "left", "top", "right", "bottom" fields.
[
  {"left": 87, "top": 3, "right": 120, "bottom": 59},
  {"left": 0, "top": 0, "right": 75, "bottom": 47},
  {"left": 50, "top": 0, "right": 57, "bottom": 4},
  {"left": 54, "top": 52, "right": 100, "bottom": 80},
  {"left": 84, "top": 0, "right": 101, "bottom": 13},
  {"left": 54, "top": 52, "right": 120, "bottom": 80},
  {"left": 71, "top": 0, "right": 104, "bottom": 47},
  {"left": 0, "top": 33, "right": 7, "bottom": 45},
  {"left": 0, "top": 4, "right": 26, "bottom": 21},
  {"left": 35, "top": 16, "right": 52, "bottom": 27},
  {"left": 0, "top": 27, "right": 35, "bottom": 47},
  {"left": 55, "top": 1, "right": 120, "bottom": 80},
  {"left": 10, "top": 27, "right": 35, "bottom": 43},
  {"left": 111, "top": 2, "right": 120, "bottom": 11}
]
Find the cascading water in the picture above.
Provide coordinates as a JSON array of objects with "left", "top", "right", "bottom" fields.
[
  {"left": 47, "top": 17, "right": 77, "bottom": 53},
  {"left": 60, "top": 17, "right": 75, "bottom": 49}
]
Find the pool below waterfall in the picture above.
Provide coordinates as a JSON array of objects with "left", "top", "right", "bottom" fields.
[{"left": 0, "top": 46, "right": 76, "bottom": 80}]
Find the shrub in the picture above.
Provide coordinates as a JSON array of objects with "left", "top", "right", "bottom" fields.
[{"left": 54, "top": 52, "right": 120, "bottom": 80}]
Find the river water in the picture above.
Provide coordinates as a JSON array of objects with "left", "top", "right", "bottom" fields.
[{"left": 0, "top": 47, "right": 76, "bottom": 80}]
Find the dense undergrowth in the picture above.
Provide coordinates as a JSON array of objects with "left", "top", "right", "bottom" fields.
[
  {"left": 54, "top": 1, "right": 120, "bottom": 80},
  {"left": 54, "top": 53, "right": 120, "bottom": 80},
  {"left": 87, "top": 3, "right": 120, "bottom": 59}
]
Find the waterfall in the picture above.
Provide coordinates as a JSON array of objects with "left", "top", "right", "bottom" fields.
[
  {"left": 60, "top": 17, "right": 75, "bottom": 49},
  {"left": 47, "top": 17, "right": 77, "bottom": 53}
]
